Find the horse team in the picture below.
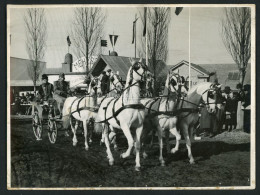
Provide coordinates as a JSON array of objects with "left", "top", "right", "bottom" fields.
[{"left": 61, "top": 58, "right": 221, "bottom": 171}]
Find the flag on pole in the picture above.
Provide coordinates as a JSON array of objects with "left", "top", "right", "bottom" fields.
[
  {"left": 143, "top": 7, "right": 147, "bottom": 36},
  {"left": 175, "top": 7, "right": 183, "bottom": 15},
  {"left": 113, "top": 35, "right": 119, "bottom": 46},
  {"left": 109, "top": 35, "right": 114, "bottom": 46},
  {"left": 132, "top": 17, "right": 138, "bottom": 44},
  {"left": 67, "top": 36, "right": 71, "bottom": 46},
  {"left": 109, "top": 35, "right": 119, "bottom": 47}
]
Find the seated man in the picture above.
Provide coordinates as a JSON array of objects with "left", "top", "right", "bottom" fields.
[
  {"left": 32, "top": 74, "right": 54, "bottom": 139},
  {"left": 53, "top": 73, "right": 71, "bottom": 117},
  {"left": 37, "top": 74, "right": 54, "bottom": 102}
]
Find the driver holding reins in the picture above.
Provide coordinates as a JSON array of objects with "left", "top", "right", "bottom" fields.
[{"left": 53, "top": 73, "right": 71, "bottom": 118}]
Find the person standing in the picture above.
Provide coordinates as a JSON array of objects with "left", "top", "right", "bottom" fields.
[
  {"left": 101, "top": 69, "right": 111, "bottom": 95},
  {"left": 53, "top": 73, "right": 71, "bottom": 117},
  {"left": 236, "top": 83, "right": 245, "bottom": 129}
]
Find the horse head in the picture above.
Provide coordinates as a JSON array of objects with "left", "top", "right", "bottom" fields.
[
  {"left": 165, "top": 71, "right": 186, "bottom": 95},
  {"left": 197, "top": 82, "right": 222, "bottom": 113},
  {"left": 126, "top": 57, "right": 147, "bottom": 86}
]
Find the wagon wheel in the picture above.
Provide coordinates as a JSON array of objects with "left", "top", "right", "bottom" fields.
[
  {"left": 32, "top": 112, "right": 42, "bottom": 141},
  {"left": 48, "top": 119, "right": 57, "bottom": 144}
]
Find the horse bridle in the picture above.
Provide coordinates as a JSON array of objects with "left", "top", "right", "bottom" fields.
[
  {"left": 110, "top": 74, "right": 123, "bottom": 93},
  {"left": 131, "top": 62, "right": 147, "bottom": 81}
]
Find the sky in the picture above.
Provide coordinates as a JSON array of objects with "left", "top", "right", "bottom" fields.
[{"left": 9, "top": 6, "right": 235, "bottom": 68}]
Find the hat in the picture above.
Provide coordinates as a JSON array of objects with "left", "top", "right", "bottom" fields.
[
  {"left": 42, "top": 74, "right": 48, "bottom": 80},
  {"left": 224, "top": 86, "right": 231, "bottom": 92},
  {"left": 107, "top": 69, "right": 112, "bottom": 73},
  {"left": 59, "top": 73, "right": 65, "bottom": 78}
]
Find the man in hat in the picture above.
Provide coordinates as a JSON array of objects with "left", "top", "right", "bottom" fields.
[
  {"left": 38, "top": 74, "right": 54, "bottom": 101},
  {"left": 101, "top": 69, "right": 111, "bottom": 95},
  {"left": 53, "top": 73, "right": 71, "bottom": 117}
]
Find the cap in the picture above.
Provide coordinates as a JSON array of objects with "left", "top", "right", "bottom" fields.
[
  {"left": 42, "top": 74, "right": 48, "bottom": 80},
  {"left": 59, "top": 73, "right": 65, "bottom": 78},
  {"left": 107, "top": 69, "right": 112, "bottom": 73}
]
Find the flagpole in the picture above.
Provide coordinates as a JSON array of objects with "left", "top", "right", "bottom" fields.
[
  {"left": 145, "top": 8, "right": 148, "bottom": 66},
  {"left": 188, "top": 7, "right": 191, "bottom": 90},
  {"left": 134, "top": 15, "right": 137, "bottom": 58}
]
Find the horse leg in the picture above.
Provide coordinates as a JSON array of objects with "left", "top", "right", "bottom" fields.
[
  {"left": 165, "top": 129, "right": 171, "bottom": 153},
  {"left": 157, "top": 123, "right": 165, "bottom": 166},
  {"left": 83, "top": 120, "right": 89, "bottom": 151},
  {"left": 135, "top": 125, "right": 143, "bottom": 171},
  {"left": 181, "top": 123, "right": 195, "bottom": 164},
  {"left": 170, "top": 127, "right": 181, "bottom": 154},
  {"left": 103, "top": 123, "right": 114, "bottom": 165},
  {"left": 109, "top": 126, "right": 118, "bottom": 151},
  {"left": 120, "top": 124, "right": 134, "bottom": 159},
  {"left": 70, "top": 118, "right": 79, "bottom": 146}
]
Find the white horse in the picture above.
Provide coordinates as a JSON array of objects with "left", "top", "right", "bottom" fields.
[
  {"left": 96, "top": 58, "right": 147, "bottom": 171},
  {"left": 62, "top": 77, "right": 99, "bottom": 150},
  {"left": 140, "top": 72, "right": 186, "bottom": 166},
  {"left": 168, "top": 82, "right": 221, "bottom": 164}
]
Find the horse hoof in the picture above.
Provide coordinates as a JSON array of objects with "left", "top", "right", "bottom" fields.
[
  {"left": 109, "top": 160, "right": 114, "bottom": 166},
  {"left": 190, "top": 160, "right": 195, "bottom": 164},
  {"left": 114, "top": 146, "right": 118, "bottom": 151},
  {"left": 89, "top": 139, "right": 93, "bottom": 143},
  {"left": 142, "top": 153, "right": 148, "bottom": 159},
  {"left": 161, "top": 162, "right": 165, "bottom": 167},
  {"left": 171, "top": 148, "right": 177, "bottom": 154},
  {"left": 135, "top": 167, "right": 141, "bottom": 172},
  {"left": 85, "top": 147, "right": 89, "bottom": 151},
  {"left": 73, "top": 142, "right": 77, "bottom": 147}
]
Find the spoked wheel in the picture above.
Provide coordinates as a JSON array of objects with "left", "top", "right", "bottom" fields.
[
  {"left": 32, "top": 112, "right": 42, "bottom": 141},
  {"left": 48, "top": 119, "right": 57, "bottom": 144}
]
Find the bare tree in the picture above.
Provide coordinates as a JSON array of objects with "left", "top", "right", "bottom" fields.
[
  {"left": 24, "top": 8, "right": 47, "bottom": 93},
  {"left": 70, "top": 8, "right": 106, "bottom": 75},
  {"left": 139, "top": 7, "right": 171, "bottom": 96},
  {"left": 221, "top": 7, "right": 251, "bottom": 85}
]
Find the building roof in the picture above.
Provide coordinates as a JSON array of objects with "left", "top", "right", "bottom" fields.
[
  {"left": 10, "top": 57, "right": 47, "bottom": 86},
  {"left": 170, "top": 60, "right": 210, "bottom": 76},
  {"left": 168, "top": 60, "right": 251, "bottom": 90},
  {"left": 90, "top": 55, "right": 168, "bottom": 80},
  {"left": 199, "top": 63, "right": 251, "bottom": 89}
]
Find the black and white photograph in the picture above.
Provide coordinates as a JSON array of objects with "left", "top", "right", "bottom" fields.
[{"left": 7, "top": 4, "right": 256, "bottom": 189}]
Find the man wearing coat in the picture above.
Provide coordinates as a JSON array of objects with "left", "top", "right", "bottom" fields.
[{"left": 53, "top": 73, "right": 71, "bottom": 117}]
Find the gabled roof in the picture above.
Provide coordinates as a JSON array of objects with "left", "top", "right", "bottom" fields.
[
  {"left": 89, "top": 55, "right": 168, "bottom": 80},
  {"left": 10, "top": 57, "right": 47, "bottom": 86},
  {"left": 170, "top": 60, "right": 210, "bottom": 76}
]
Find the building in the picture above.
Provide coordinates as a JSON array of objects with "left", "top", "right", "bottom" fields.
[
  {"left": 169, "top": 60, "right": 251, "bottom": 90},
  {"left": 10, "top": 57, "right": 47, "bottom": 95},
  {"left": 89, "top": 54, "right": 169, "bottom": 81}
]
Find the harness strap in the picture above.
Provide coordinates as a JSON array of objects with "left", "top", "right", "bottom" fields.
[
  {"left": 96, "top": 104, "right": 145, "bottom": 124},
  {"left": 148, "top": 97, "right": 160, "bottom": 114},
  {"left": 112, "top": 98, "right": 120, "bottom": 126},
  {"left": 77, "top": 96, "right": 85, "bottom": 117},
  {"left": 104, "top": 98, "right": 115, "bottom": 124}
]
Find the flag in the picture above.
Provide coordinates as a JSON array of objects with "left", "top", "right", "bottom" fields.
[
  {"left": 132, "top": 21, "right": 136, "bottom": 44},
  {"left": 67, "top": 36, "right": 71, "bottom": 46},
  {"left": 143, "top": 7, "right": 147, "bottom": 36},
  {"left": 132, "top": 17, "right": 138, "bottom": 44},
  {"left": 114, "top": 35, "right": 119, "bottom": 46},
  {"left": 109, "top": 35, "right": 114, "bottom": 46},
  {"left": 175, "top": 7, "right": 183, "bottom": 15},
  {"left": 101, "top": 40, "right": 107, "bottom": 47}
]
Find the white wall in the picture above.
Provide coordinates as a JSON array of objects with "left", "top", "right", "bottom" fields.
[{"left": 48, "top": 74, "right": 86, "bottom": 88}]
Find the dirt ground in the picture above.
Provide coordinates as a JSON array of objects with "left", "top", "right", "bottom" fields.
[{"left": 10, "top": 120, "right": 251, "bottom": 188}]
